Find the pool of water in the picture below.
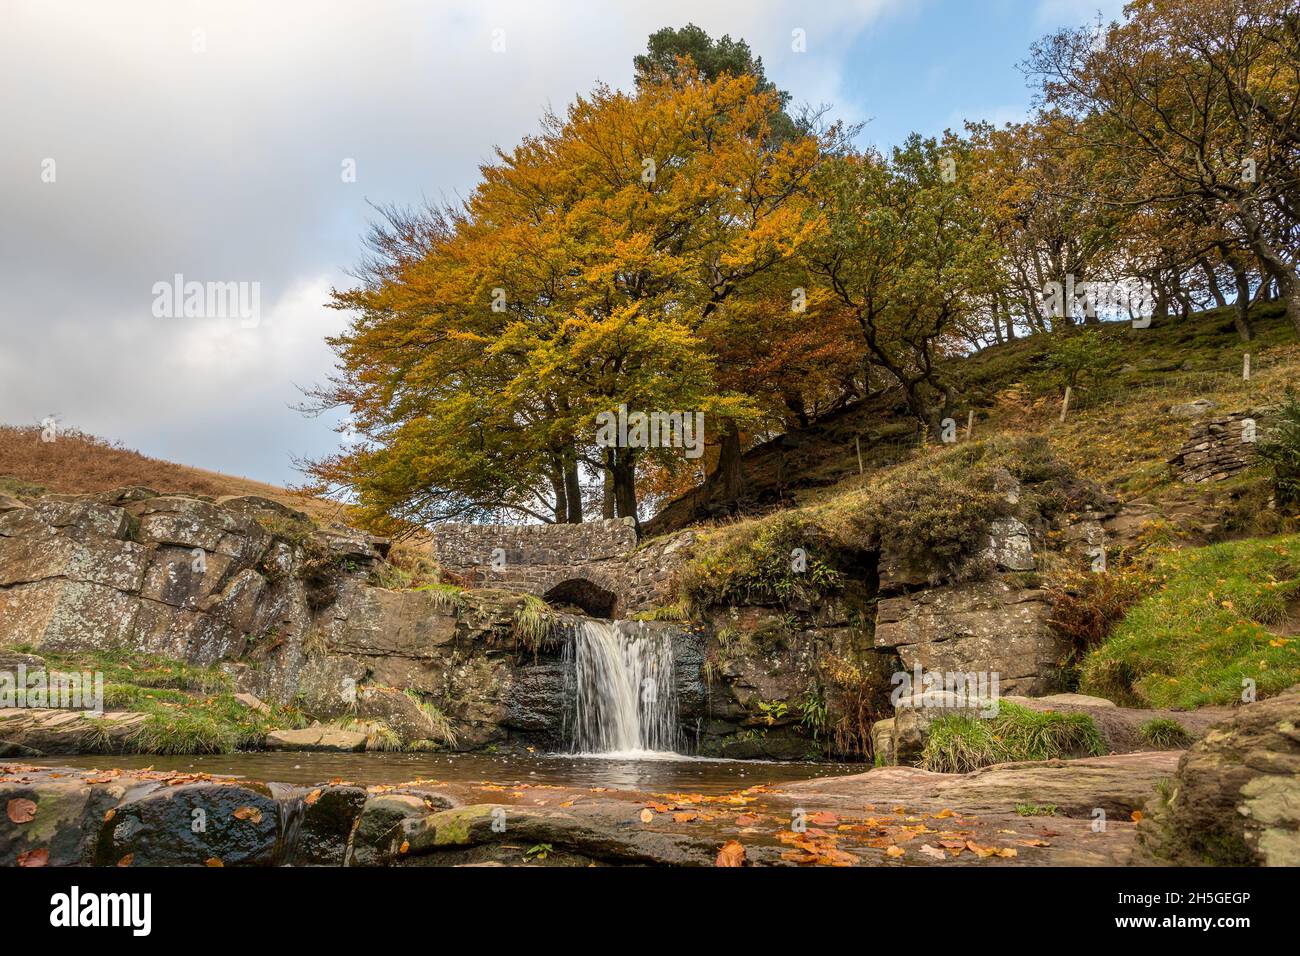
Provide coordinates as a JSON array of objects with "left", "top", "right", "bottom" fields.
[{"left": 24, "top": 751, "right": 866, "bottom": 793}]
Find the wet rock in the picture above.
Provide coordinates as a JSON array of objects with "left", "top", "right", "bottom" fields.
[
  {"left": 349, "top": 791, "right": 455, "bottom": 865},
  {"left": 95, "top": 781, "right": 280, "bottom": 867},
  {"left": 264, "top": 727, "right": 367, "bottom": 752},
  {"left": 399, "top": 803, "right": 718, "bottom": 867},
  {"left": 1134, "top": 685, "right": 1300, "bottom": 866},
  {"left": 0, "top": 770, "right": 126, "bottom": 865},
  {"left": 504, "top": 661, "right": 567, "bottom": 738},
  {"left": 287, "top": 784, "right": 368, "bottom": 866}
]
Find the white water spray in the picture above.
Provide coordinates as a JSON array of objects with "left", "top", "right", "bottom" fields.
[{"left": 566, "top": 619, "right": 679, "bottom": 756}]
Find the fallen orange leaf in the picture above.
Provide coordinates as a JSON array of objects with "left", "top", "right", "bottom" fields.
[
  {"left": 716, "top": 840, "right": 745, "bottom": 867},
  {"left": 6, "top": 798, "right": 36, "bottom": 824}
]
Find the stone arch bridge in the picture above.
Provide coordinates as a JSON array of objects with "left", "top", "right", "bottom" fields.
[{"left": 429, "top": 519, "right": 691, "bottom": 618}]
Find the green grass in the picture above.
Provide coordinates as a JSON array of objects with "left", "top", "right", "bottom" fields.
[
  {"left": 920, "top": 700, "right": 1106, "bottom": 773},
  {"left": 1081, "top": 535, "right": 1300, "bottom": 708},
  {"left": 21, "top": 647, "right": 305, "bottom": 754},
  {"left": 1139, "top": 717, "right": 1193, "bottom": 748},
  {"left": 1015, "top": 803, "right": 1060, "bottom": 817}
]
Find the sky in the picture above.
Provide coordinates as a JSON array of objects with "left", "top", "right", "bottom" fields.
[{"left": 0, "top": 0, "right": 1126, "bottom": 488}]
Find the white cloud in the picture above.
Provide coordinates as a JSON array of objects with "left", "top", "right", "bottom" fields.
[{"left": 0, "top": 0, "right": 900, "bottom": 483}]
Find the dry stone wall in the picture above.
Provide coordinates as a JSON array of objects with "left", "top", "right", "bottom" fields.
[{"left": 1169, "top": 409, "right": 1264, "bottom": 484}]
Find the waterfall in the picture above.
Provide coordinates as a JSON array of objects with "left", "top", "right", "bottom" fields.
[{"left": 565, "top": 619, "right": 679, "bottom": 756}]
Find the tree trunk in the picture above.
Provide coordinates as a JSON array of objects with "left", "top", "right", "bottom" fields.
[
  {"left": 609, "top": 449, "right": 638, "bottom": 527},
  {"left": 563, "top": 446, "right": 583, "bottom": 523},
  {"left": 1234, "top": 204, "right": 1300, "bottom": 337},
  {"left": 714, "top": 419, "right": 744, "bottom": 514},
  {"left": 1199, "top": 257, "right": 1227, "bottom": 308},
  {"left": 1231, "top": 265, "right": 1255, "bottom": 342},
  {"left": 601, "top": 450, "right": 616, "bottom": 519},
  {"left": 548, "top": 456, "right": 567, "bottom": 523}
]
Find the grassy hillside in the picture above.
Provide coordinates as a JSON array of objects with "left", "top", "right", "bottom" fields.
[
  {"left": 648, "top": 303, "right": 1296, "bottom": 534},
  {"left": 0, "top": 425, "right": 355, "bottom": 528}
]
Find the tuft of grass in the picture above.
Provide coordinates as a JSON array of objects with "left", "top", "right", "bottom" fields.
[
  {"left": 1081, "top": 535, "right": 1300, "bottom": 708},
  {"left": 1015, "top": 803, "right": 1060, "bottom": 817},
  {"left": 405, "top": 690, "right": 459, "bottom": 749},
  {"left": 416, "top": 582, "right": 465, "bottom": 611},
  {"left": 341, "top": 718, "right": 402, "bottom": 751},
  {"left": 1139, "top": 717, "right": 1193, "bottom": 749},
  {"left": 920, "top": 714, "right": 999, "bottom": 773},
  {"left": 920, "top": 700, "right": 1105, "bottom": 773},
  {"left": 629, "top": 600, "right": 691, "bottom": 622},
  {"left": 511, "top": 594, "right": 558, "bottom": 653}
]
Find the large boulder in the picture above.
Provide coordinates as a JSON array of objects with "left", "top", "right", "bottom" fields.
[
  {"left": 1134, "top": 686, "right": 1300, "bottom": 866},
  {"left": 94, "top": 781, "right": 281, "bottom": 867},
  {"left": 874, "top": 580, "right": 1066, "bottom": 695}
]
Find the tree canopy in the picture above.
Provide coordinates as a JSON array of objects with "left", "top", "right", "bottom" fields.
[{"left": 310, "top": 9, "right": 1300, "bottom": 533}]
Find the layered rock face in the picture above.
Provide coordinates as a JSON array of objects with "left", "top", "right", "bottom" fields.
[
  {"left": 0, "top": 477, "right": 1143, "bottom": 762},
  {"left": 0, "top": 488, "right": 691, "bottom": 752}
]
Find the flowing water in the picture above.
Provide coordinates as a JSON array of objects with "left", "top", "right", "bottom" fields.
[{"left": 564, "top": 618, "right": 679, "bottom": 757}]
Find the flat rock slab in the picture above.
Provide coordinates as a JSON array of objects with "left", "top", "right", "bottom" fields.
[
  {"left": 0, "top": 708, "right": 148, "bottom": 756},
  {"left": 263, "top": 727, "right": 367, "bottom": 752}
]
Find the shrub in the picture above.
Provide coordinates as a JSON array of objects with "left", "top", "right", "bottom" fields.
[
  {"left": 1044, "top": 326, "right": 1123, "bottom": 390},
  {"left": 1256, "top": 389, "right": 1300, "bottom": 505},
  {"left": 677, "top": 509, "right": 844, "bottom": 609}
]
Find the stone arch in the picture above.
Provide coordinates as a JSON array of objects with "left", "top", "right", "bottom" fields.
[{"left": 543, "top": 577, "right": 619, "bottom": 619}]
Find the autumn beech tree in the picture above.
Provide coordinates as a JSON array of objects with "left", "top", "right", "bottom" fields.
[
  {"left": 307, "top": 64, "right": 828, "bottom": 530},
  {"left": 1028, "top": 0, "right": 1300, "bottom": 336}
]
